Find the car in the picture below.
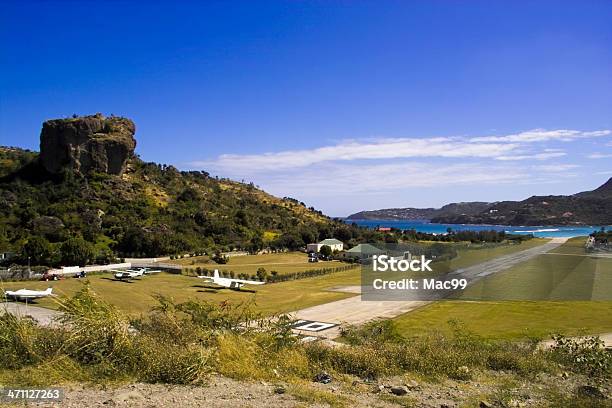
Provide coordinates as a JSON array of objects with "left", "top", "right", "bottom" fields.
[{"left": 41, "top": 271, "right": 63, "bottom": 281}]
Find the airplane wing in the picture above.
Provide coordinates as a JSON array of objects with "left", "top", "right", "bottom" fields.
[{"left": 233, "top": 279, "right": 266, "bottom": 285}]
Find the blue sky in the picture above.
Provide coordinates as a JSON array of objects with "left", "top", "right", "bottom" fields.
[{"left": 1, "top": 1, "right": 611, "bottom": 216}]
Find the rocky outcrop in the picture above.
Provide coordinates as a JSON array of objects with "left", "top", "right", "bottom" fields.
[{"left": 39, "top": 113, "right": 136, "bottom": 176}]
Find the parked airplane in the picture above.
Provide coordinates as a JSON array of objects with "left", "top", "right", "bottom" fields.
[
  {"left": 112, "top": 268, "right": 145, "bottom": 280},
  {"left": 4, "top": 287, "right": 53, "bottom": 301},
  {"left": 111, "top": 267, "right": 162, "bottom": 280},
  {"left": 197, "top": 269, "right": 265, "bottom": 290},
  {"left": 140, "top": 267, "right": 162, "bottom": 275}
]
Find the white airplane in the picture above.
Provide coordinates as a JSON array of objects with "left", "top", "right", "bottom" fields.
[
  {"left": 140, "top": 267, "right": 162, "bottom": 275},
  {"left": 111, "top": 267, "right": 162, "bottom": 280},
  {"left": 4, "top": 287, "right": 53, "bottom": 301},
  {"left": 197, "top": 269, "right": 265, "bottom": 290},
  {"left": 112, "top": 269, "right": 145, "bottom": 280}
]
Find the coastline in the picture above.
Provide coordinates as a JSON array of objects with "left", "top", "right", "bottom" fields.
[{"left": 343, "top": 218, "right": 609, "bottom": 238}]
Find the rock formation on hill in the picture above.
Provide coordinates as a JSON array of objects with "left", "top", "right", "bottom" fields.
[{"left": 39, "top": 113, "right": 136, "bottom": 175}]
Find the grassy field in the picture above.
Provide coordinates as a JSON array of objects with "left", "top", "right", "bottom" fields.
[
  {"left": 460, "top": 237, "right": 612, "bottom": 301},
  {"left": 174, "top": 251, "right": 324, "bottom": 276},
  {"left": 1, "top": 239, "right": 552, "bottom": 317},
  {"left": 394, "top": 300, "right": 612, "bottom": 339},
  {"left": 445, "top": 238, "right": 547, "bottom": 270},
  {"left": 394, "top": 237, "right": 612, "bottom": 339},
  {"left": 0, "top": 267, "right": 361, "bottom": 316}
]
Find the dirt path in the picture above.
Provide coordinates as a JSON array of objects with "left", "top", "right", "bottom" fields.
[{"left": 292, "top": 238, "right": 568, "bottom": 339}]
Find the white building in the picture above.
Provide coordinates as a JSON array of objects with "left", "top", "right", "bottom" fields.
[
  {"left": 0, "top": 252, "right": 15, "bottom": 261},
  {"left": 307, "top": 238, "right": 344, "bottom": 253}
]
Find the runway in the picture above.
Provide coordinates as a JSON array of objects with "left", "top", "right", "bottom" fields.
[{"left": 292, "top": 238, "right": 568, "bottom": 339}]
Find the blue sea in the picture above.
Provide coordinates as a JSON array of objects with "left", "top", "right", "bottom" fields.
[{"left": 346, "top": 219, "right": 609, "bottom": 238}]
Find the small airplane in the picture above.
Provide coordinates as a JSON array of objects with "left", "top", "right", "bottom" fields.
[
  {"left": 111, "top": 267, "right": 162, "bottom": 280},
  {"left": 197, "top": 269, "right": 265, "bottom": 290},
  {"left": 133, "top": 267, "right": 162, "bottom": 275},
  {"left": 111, "top": 268, "right": 145, "bottom": 280},
  {"left": 4, "top": 287, "right": 53, "bottom": 301}
]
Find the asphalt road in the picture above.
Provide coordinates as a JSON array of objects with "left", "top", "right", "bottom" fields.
[{"left": 292, "top": 238, "right": 569, "bottom": 339}]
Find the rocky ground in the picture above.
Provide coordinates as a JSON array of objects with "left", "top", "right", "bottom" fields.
[{"left": 15, "top": 370, "right": 609, "bottom": 408}]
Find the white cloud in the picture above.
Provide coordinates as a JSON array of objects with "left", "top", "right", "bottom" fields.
[
  {"left": 191, "top": 129, "right": 605, "bottom": 172},
  {"left": 189, "top": 138, "right": 520, "bottom": 171},
  {"left": 471, "top": 129, "right": 610, "bottom": 143},
  {"left": 532, "top": 164, "right": 580, "bottom": 172},
  {"left": 495, "top": 151, "right": 567, "bottom": 161},
  {"left": 587, "top": 152, "right": 612, "bottom": 159},
  {"left": 257, "top": 162, "right": 527, "bottom": 196},
  {"left": 185, "top": 128, "right": 606, "bottom": 203}
]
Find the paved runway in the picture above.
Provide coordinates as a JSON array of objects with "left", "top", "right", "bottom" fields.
[{"left": 292, "top": 238, "right": 568, "bottom": 339}]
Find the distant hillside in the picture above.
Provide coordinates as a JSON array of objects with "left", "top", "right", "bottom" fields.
[
  {"left": 0, "top": 115, "right": 359, "bottom": 266},
  {"left": 432, "top": 180, "right": 612, "bottom": 226},
  {"left": 348, "top": 180, "right": 612, "bottom": 226},
  {"left": 346, "top": 202, "right": 492, "bottom": 221}
]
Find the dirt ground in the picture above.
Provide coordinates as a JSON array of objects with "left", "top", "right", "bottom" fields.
[{"left": 14, "top": 370, "right": 609, "bottom": 408}]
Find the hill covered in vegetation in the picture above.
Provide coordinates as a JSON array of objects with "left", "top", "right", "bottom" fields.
[
  {"left": 347, "top": 202, "right": 492, "bottom": 221},
  {"left": 0, "top": 115, "right": 366, "bottom": 266},
  {"left": 431, "top": 180, "right": 612, "bottom": 226},
  {"left": 348, "top": 181, "right": 612, "bottom": 226}
]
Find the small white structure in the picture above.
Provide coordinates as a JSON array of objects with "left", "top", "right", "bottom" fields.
[
  {"left": 0, "top": 252, "right": 15, "bottom": 261},
  {"left": 307, "top": 238, "right": 344, "bottom": 253}
]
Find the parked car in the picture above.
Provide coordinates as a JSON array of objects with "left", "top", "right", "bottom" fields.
[{"left": 41, "top": 271, "right": 63, "bottom": 281}]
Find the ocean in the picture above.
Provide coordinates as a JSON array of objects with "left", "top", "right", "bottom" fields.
[{"left": 346, "top": 219, "right": 609, "bottom": 238}]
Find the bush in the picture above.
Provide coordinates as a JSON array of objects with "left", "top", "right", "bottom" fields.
[
  {"left": 0, "top": 313, "right": 41, "bottom": 368},
  {"left": 56, "top": 285, "right": 134, "bottom": 366},
  {"left": 0, "top": 288, "right": 592, "bottom": 394},
  {"left": 550, "top": 334, "right": 611, "bottom": 380}
]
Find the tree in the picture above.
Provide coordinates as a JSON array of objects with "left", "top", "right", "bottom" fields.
[
  {"left": 319, "top": 245, "right": 332, "bottom": 257},
  {"left": 60, "top": 237, "right": 94, "bottom": 266},
  {"left": 256, "top": 267, "right": 268, "bottom": 281},
  {"left": 248, "top": 235, "right": 264, "bottom": 253},
  {"left": 21, "top": 236, "right": 51, "bottom": 265}
]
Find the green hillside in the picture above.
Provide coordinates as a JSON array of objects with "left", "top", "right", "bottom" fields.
[{"left": 0, "top": 146, "right": 359, "bottom": 266}]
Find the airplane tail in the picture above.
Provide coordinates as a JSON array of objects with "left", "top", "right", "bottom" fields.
[
  {"left": 45, "top": 288, "right": 53, "bottom": 294},
  {"left": 213, "top": 269, "right": 220, "bottom": 279}
]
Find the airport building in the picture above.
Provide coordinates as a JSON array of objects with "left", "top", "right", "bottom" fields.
[{"left": 306, "top": 238, "right": 344, "bottom": 253}]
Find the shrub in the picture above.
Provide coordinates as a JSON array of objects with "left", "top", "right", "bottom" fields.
[
  {"left": 56, "top": 285, "right": 135, "bottom": 366},
  {"left": 550, "top": 334, "right": 611, "bottom": 380},
  {"left": 0, "top": 313, "right": 41, "bottom": 368}
]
